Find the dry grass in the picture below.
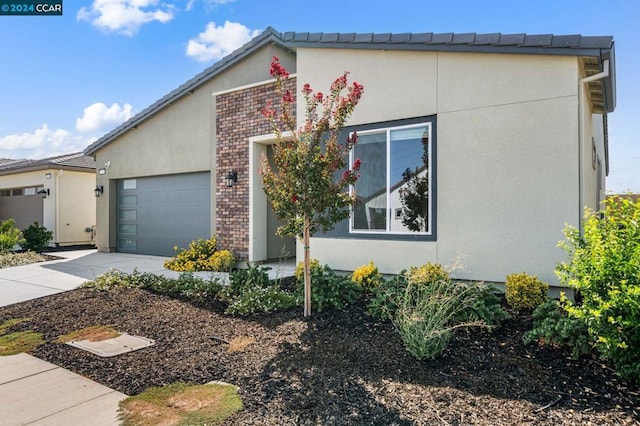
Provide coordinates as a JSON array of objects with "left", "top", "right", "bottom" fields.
[
  {"left": 118, "top": 382, "right": 242, "bottom": 426},
  {"left": 56, "top": 325, "right": 121, "bottom": 343},
  {"left": 227, "top": 336, "right": 255, "bottom": 353}
]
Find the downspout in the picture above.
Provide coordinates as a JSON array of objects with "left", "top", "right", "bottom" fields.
[
  {"left": 578, "top": 58, "right": 609, "bottom": 231},
  {"left": 55, "top": 169, "right": 63, "bottom": 245}
]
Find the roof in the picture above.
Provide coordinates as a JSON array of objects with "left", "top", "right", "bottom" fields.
[
  {"left": 84, "top": 28, "right": 616, "bottom": 156},
  {"left": 0, "top": 152, "right": 95, "bottom": 176}
]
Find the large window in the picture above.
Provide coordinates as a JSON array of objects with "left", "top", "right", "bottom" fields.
[{"left": 350, "top": 122, "right": 432, "bottom": 235}]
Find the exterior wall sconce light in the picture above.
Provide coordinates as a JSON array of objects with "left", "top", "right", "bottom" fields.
[
  {"left": 98, "top": 168, "right": 106, "bottom": 175},
  {"left": 37, "top": 188, "right": 50, "bottom": 198},
  {"left": 226, "top": 171, "right": 238, "bottom": 187},
  {"left": 94, "top": 185, "right": 104, "bottom": 197},
  {"left": 45, "top": 173, "right": 52, "bottom": 179}
]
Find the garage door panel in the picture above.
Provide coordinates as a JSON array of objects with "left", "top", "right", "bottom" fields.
[{"left": 117, "top": 173, "right": 210, "bottom": 256}]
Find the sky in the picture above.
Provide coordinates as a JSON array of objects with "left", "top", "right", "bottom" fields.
[{"left": 0, "top": 0, "right": 638, "bottom": 193}]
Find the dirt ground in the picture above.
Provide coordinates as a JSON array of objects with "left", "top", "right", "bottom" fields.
[{"left": 1, "top": 287, "right": 638, "bottom": 425}]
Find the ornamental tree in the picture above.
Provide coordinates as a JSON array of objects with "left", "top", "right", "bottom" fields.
[{"left": 260, "top": 56, "right": 364, "bottom": 317}]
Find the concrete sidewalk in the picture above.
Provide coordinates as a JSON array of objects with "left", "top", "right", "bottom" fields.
[{"left": 0, "top": 353, "right": 126, "bottom": 425}]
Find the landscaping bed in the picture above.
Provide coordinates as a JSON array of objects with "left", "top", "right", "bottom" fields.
[{"left": 1, "top": 287, "right": 638, "bottom": 425}]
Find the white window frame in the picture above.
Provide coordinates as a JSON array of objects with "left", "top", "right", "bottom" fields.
[{"left": 349, "top": 122, "right": 432, "bottom": 236}]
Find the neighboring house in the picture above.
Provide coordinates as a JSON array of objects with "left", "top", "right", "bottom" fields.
[
  {"left": 85, "top": 28, "right": 615, "bottom": 287},
  {"left": 0, "top": 153, "right": 97, "bottom": 246}
]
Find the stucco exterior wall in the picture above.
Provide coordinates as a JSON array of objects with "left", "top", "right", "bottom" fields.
[
  {"left": 0, "top": 169, "right": 95, "bottom": 244},
  {"left": 296, "top": 48, "right": 581, "bottom": 286},
  {"left": 93, "top": 45, "right": 295, "bottom": 252}
]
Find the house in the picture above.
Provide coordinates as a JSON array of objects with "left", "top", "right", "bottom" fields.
[
  {"left": 0, "top": 152, "right": 97, "bottom": 246},
  {"left": 84, "top": 28, "right": 616, "bottom": 288}
]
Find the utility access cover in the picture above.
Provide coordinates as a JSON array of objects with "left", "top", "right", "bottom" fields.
[{"left": 67, "top": 333, "right": 155, "bottom": 357}]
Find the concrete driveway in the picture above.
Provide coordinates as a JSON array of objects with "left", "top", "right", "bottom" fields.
[{"left": 0, "top": 249, "right": 182, "bottom": 307}]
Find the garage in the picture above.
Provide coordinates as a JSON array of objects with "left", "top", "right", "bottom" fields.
[
  {"left": 0, "top": 187, "right": 44, "bottom": 230},
  {"left": 116, "top": 172, "right": 211, "bottom": 256}
]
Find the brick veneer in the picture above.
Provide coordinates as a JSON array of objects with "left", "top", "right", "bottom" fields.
[{"left": 215, "top": 77, "right": 296, "bottom": 260}]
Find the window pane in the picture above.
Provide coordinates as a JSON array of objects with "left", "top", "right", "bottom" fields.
[
  {"left": 391, "top": 125, "right": 430, "bottom": 233},
  {"left": 24, "top": 187, "right": 36, "bottom": 196},
  {"left": 122, "top": 179, "right": 137, "bottom": 190},
  {"left": 118, "top": 209, "right": 136, "bottom": 220},
  {"left": 352, "top": 131, "right": 387, "bottom": 230},
  {"left": 118, "top": 224, "right": 137, "bottom": 234},
  {"left": 0, "top": 190, "right": 10, "bottom": 197},
  {"left": 12, "top": 189, "right": 23, "bottom": 196},
  {"left": 119, "top": 195, "right": 136, "bottom": 207},
  {"left": 118, "top": 239, "right": 136, "bottom": 250}
]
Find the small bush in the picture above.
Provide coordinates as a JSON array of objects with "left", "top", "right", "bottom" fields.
[
  {"left": 524, "top": 298, "right": 592, "bottom": 359},
  {"left": 164, "top": 237, "right": 235, "bottom": 272},
  {"left": 407, "top": 262, "right": 450, "bottom": 284},
  {"left": 352, "top": 261, "right": 383, "bottom": 293},
  {"left": 221, "top": 264, "right": 297, "bottom": 315},
  {"left": 82, "top": 269, "right": 222, "bottom": 303},
  {"left": 557, "top": 195, "right": 640, "bottom": 382},
  {"left": 21, "top": 222, "right": 53, "bottom": 252},
  {"left": 393, "top": 279, "right": 487, "bottom": 360},
  {"left": 0, "top": 251, "right": 47, "bottom": 269},
  {"left": 225, "top": 285, "right": 298, "bottom": 315},
  {"left": 294, "top": 258, "right": 321, "bottom": 281},
  {"left": 368, "top": 272, "right": 408, "bottom": 321},
  {"left": 0, "top": 218, "right": 25, "bottom": 252},
  {"left": 456, "top": 283, "right": 511, "bottom": 327},
  {"left": 505, "top": 272, "right": 548, "bottom": 311},
  {"left": 296, "top": 264, "right": 361, "bottom": 313}
]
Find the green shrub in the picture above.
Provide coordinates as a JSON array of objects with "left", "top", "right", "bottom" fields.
[
  {"left": 225, "top": 285, "right": 298, "bottom": 315},
  {"left": 505, "top": 272, "right": 548, "bottom": 311},
  {"left": 368, "top": 272, "right": 408, "bottom": 321},
  {"left": 220, "top": 264, "right": 297, "bottom": 315},
  {"left": 393, "top": 278, "right": 487, "bottom": 360},
  {"left": 83, "top": 269, "right": 222, "bottom": 303},
  {"left": 296, "top": 264, "right": 361, "bottom": 313},
  {"left": 21, "top": 222, "right": 53, "bottom": 252},
  {"left": 524, "top": 299, "right": 593, "bottom": 359},
  {"left": 557, "top": 195, "right": 640, "bottom": 382},
  {"left": 0, "top": 251, "right": 47, "bottom": 269},
  {"left": 0, "top": 219, "right": 25, "bottom": 252},
  {"left": 352, "top": 261, "right": 383, "bottom": 293},
  {"left": 164, "top": 237, "right": 235, "bottom": 272},
  {"left": 456, "top": 283, "right": 511, "bottom": 327}
]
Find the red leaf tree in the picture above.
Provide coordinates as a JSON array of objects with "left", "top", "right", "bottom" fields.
[{"left": 260, "top": 57, "right": 364, "bottom": 316}]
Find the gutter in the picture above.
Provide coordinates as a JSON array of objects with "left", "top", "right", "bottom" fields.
[{"left": 578, "top": 59, "right": 609, "bottom": 230}]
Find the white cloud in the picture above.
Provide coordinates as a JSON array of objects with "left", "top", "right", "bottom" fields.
[
  {"left": 185, "top": 0, "right": 196, "bottom": 11},
  {"left": 78, "top": 0, "right": 175, "bottom": 36},
  {"left": 0, "top": 125, "right": 86, "bottom": 159},
  {"left": 0, "top": 102, "right": 134, "bottom": 160},
  {"left": 76, "top": 102, "right": 133, "bottom": 133},
  {"left": 186, "top": 21, "right": 261, "bottom": 62}
]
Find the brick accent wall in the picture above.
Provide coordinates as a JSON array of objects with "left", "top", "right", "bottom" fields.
[{"left": 215, "top": 78, "right": 296, "bottom": 260}]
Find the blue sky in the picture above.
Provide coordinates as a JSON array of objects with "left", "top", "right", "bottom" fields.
[{"left": 0, "top": 0, "right": 638, "bottom": 192}]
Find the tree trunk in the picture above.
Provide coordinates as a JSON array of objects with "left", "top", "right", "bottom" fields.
[{"left": 303, "top": 215, "right": 312, "bottom": 317}]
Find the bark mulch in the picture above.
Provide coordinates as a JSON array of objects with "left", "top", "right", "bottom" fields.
[{"left": 1, "top": 287, "right": 638, "bottom": 425}]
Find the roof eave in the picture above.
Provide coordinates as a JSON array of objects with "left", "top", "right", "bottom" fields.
[{"left": 85, "top": 28, "right": 289, "bottom": 156}]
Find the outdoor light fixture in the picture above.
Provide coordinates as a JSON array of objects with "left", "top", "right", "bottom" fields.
[
  {"left": 94, "top": 185, "right": 104, "bottom": 197},
  {"left": 225, "top": 171, "right": 238, "bottom": 187},
  {"left": 45, "top": 173, "right": 52, "bottom": 179},
  {"left": 37, "top": 188, "right": 50, "bottom": 198},
  {"left": 98, "top": 168, "right": 106, "bottom": 175}
]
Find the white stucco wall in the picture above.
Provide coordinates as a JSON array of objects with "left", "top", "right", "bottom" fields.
[
  {"left": 296, "top": 48, "right": 583, "bottom": 286},
  {"left": 93, "top": 45, "right": 295, "bottom": 252}
]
